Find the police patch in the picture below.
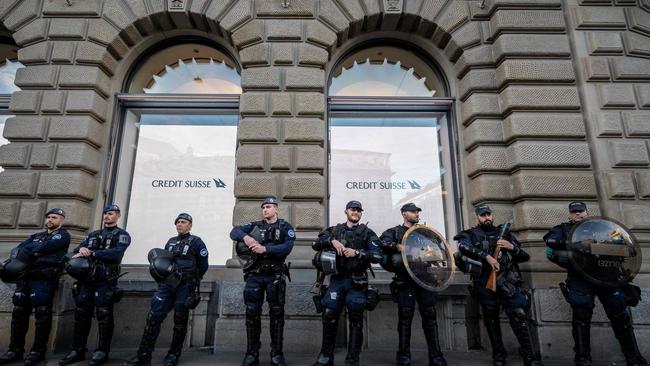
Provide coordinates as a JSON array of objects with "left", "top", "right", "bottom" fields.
[
  {"left": 200, "top": 248, "right": 208, "bottom": 257},
  {"left": 52, "top": 234, "right": 61, "bottom": 240},
  {"left": 119, "top": 235, "right": 130, "bottom": 244},
  {"left": 288, "top": 229, "right": 295, "bottom": 238}
]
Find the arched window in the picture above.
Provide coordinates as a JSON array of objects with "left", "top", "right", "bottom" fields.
[
  {"left": 111, "top": 42, "right": 241, "bottom": 265},
  {"left": 0, "top": 42, "right": 23, "bottom": 173},
  {"left": 328, "top": 45, "right": 459, "bottom": 239}
]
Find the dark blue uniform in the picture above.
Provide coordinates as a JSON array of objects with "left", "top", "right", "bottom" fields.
[
  {"left": 311, "top": 223, "right": 380, "bottom": 366},
  {"left": 544, "top": 222, "right": 647, "bottom": 366},
  {"left": 455, "top": 224, "right": 540, "bottom": 366},
  {"left": 66, "top": 226, "right": 130, "bottom": 362},
  {"left": 135, "top": 233, "right": 208, "bottom": 364},
  {"left": 8, "top": 228, "right": 70, "bottom": 361},
  {"left": 230, "top": 219, "right": 295, "bottom": 364},
  {"left": 380, "top": 225, "right": 445, "bottom": 365}
]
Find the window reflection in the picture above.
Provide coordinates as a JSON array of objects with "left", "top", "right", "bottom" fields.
[
  {"left": 0, "top": 59, "right": 23, "bottom": 94},
  {"left": 0, "top": 114, "right": 12, "bottom": 173},
  {"left": 144, "top": 58, "right": 241, "bottom": 94}
]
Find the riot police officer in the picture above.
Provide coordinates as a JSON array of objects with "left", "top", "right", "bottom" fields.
[
  {"left": 229, "top": 196, "right": 295, "bottom": 366},
  {"left": 0, "top": 208, "right": 70, "bottom": 366},
  {"left": 59, "top": 204, "right": 131, "bottom": 366},
  {"left": 544, "top": 202, "right": 647, "bottom": 366},
  {"left": 311, "top": 200, "right": 381, "bottom": 366},
  {"left": 454, "top": 204, "right": 542, "bottom": 366},
  {"left": 380, "top": 203, "right": 446, "bottom": 366},
  {"left": 123, "top": 213, "right": 208, "bottom": 366}
]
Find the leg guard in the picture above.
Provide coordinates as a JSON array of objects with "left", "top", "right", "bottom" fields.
[
  {"left": 609, "top": 310, "right": 648, "bottom": 366},
  {"left": 269, "top": 305, "right": 286, "bottom": 365},
  {"left": 421, "top": 306, "right": 447, "bottom": 366},
  {"left": 8, "top": 305, "right": 30, "bottom": 353},
  {"left": 72, "top": 307, "right": 93, "bottom": 352},
  {"left": 482, "top": 305, "right": 506, "bottom": 366},
  {"left": 168, "top": 312, "right": 189, "bottom": 357},
  {"left": 311, "top": 308, "right": 339, "bottom": 366},
  {"left": 242, "top": 307, "right": 261, "bottom": 366},
  {"left": 136, "top": 312, "right": 165, "bottom": 360},
  {"left": 96, "top": 307, "right": 114, "bottom": 354},
  {"left": 397, "top": 306, "right": 414, "bottom": 365},
  {"left": 31, "top": 306, "right": 53, "bottom": 354},
  {"left": 572, "top": 307, "right": 592, "bottom": 366},
  {"left": 508, "top": 308, "right": 541, "bottom": 366},
  {"left": 345, "top": 309, "right": 364, "bottom": 366}
]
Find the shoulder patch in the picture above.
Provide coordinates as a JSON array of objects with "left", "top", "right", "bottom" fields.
[
  {"left": 119, "top": 234, "right": 130, "bottom": 244},
  {"left": 52, "top": 234, "right": 61, "bottom": 240},
  {"left": 200, "top": 248, "right": 208, "bottom": 257},
  {"left": 287, "top": 229, "right": 295, "bottom": 238}
]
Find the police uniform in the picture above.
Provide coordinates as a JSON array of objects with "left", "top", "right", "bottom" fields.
[
  {"left": 544, "top": 202, "right": 647, "bottom": 366},
  {"left": 229, "top": 197, "right": 295, "bottom": 366},
  {"left": 311, "top": 201, "right": 381, "bottom": 366},
  {"left": 455, "top": 205, "right": 541, "bottom": 366},
  {"left": 59, "top": 205, "right": 131, "bottom": 366},
  {"left": 0, "top": 208, "right": 70, "bottom": 366},
  {"left": 124, "top": 213, "right": 208, "bottom": 366},
  {"left": 379, "top": 203, "right": 446, "bottom": 366}
]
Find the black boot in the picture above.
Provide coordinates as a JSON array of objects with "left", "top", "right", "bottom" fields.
[
  {"left": 120, "top": 354, "right": 151, "bottom": 366},
  {"left": 484, "top": 317, "right": 507, "bottom": 366},
  {"left": 2, "top": 305, "right": 30, "bottom": 365},
  {"left": 509, "top": 310, "right": 542, "bottom": 366},
  {"left": 572, "top": 307, "right": 592, "bottom": 366},
  {"left": 242, "top": 308, "right": 261, "bottom": 366},
  {"left": 93, "top": 307, "right": 114, "bottom": 365},
  {"left": 421, "top": 307, "right": 447, "bottom": 366},
  {"left": 311, "top": 309, "right": 338, "bottom": 366},
  {"left": 344, "top": 310, "right": 363, "bottom": 366},
  {"left": 121, "top": 312, "right": 163, "bottom": 366},
  {"left": 59, "top": 350, "right": 86, "bottom": 366},
  {"left": 26, "top": 306, "right": 53, "bottom": 366},
  {"left": 0, "top": 350, "right": 24, "bottom": 366},
  {"left": 396, "top": 306, "right": 414, "bottom": 365},
  {"left": 165, "top": 312, "right": 189, "bottom": 366},
  {"left": 60, "top": 307, "right": 93, "bottom": 366},
  {"left": 270, "top": 306, "right": 286, "bottom": 366},
  {"left": 610, "top": 311, "right": 648, "bottom": 366}
]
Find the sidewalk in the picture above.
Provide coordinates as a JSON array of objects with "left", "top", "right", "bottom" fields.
[{"left": 41, "top": 348, "right": 623, "bottom": 365}]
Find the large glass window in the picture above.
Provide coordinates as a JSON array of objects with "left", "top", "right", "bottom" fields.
[
  {"left": 328, "top": 45, "right": 459, "bottom": 240},
  {"left": 112, "top": 42, "right": 240, "bottom": 265},
  {"left": 0, "top": 45, "right": 22, "bottom": 173}
]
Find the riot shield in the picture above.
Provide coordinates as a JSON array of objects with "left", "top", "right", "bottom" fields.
[
  {"left": 401, "top": 225, "right": 455, "bottom": 291},
  {"left": 568, "top": 217, "right": 641, "bottom": 287}
]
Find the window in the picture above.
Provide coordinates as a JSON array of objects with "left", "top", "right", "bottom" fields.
[
  {"left": 111, "top": 42, "right": 240, "bottom": 265},
  {"left": 328, "top": 45, "right": 459, "bottom": 240},
  {"left": 0, "top": 45, "right": 22, "bottom": 173}
]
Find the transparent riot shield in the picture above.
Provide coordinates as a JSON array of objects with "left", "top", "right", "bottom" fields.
[
  {"left": 401, "top": 224, "right": 455, "bottom": 291},
  {"left": 568, "top": 217, "right": 641, "bottom": 287}
]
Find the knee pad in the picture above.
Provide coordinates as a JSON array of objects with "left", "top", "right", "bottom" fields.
[
  {"left": 34, "top": 306, "right": 52, "bottom": 321},
  {"left": 607, "top": 309, "right": 631, "bottom": 325},
  {"left": 510, "top": 307, "right": 527, "bottom": 321},
  {"left": 482, "top": 304, "right": 500, "bottom": 320},
  {"left": 572, "top": 307, "right": 593, "bottom": 323},
  {"left": 398, "top": 306, "right": 415, "bottom": 319},
  {"left": 96, "top": 307, "right": 113, "bottom": 322},
  {"left": 146, "top": 311, "right": 165, "bottom": 325},
  {"left": 269, "top": 305, "right": 284, "bottom": 319},
  {"left": 173, "top": 312, "right": 189, "bottom": 329},
  {"left": 419, "top": 306, "right": 437, "bottom": 320},
  {"left": 347, "top": 309, "right": 363, "bottom": 324},
  {"left": 12, "top": 305, "right": 30, "bottom": 317},
  {"left": 246, "top": 307, "right": 262, "bottom": 320},
  {"left": 322, "top": 308, "right": 339, "bottom": 323},
  {"left": 75, "top": 307, "right": 92, "bottom": 319}
]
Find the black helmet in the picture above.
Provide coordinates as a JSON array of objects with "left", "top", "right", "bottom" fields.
[
  {"left": 365, "top": 287, "right": 380, "bottom": 311},
  {"left": 148, "top": 248, "right": 181, "bottom": 287},
  {"left": 0, "top": 248, "right": 33, "bottom": 283},
  {"left": 63, "top": 253, "right": 96, "bottom": 281}
]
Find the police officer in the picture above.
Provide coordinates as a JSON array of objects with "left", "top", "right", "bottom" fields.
[
  {"left": 311, "top": 200, "right": 381, "bottom": 366},
  {"left": 380, "top": 203, "right": 446, "bottom": 366},
  {"left": 59, "top": 204, "right": 131, "bottom": 366},
  {"left": 0, "top": 208, "right": 70, "bottom": 366},
  {"left": 229, "top": 196, "right": 295, "bottom": 366},
  {"left": 544, "top": 202, "right": 647, "bottom": 366},
  {"left": 454, "top": 204, "right": 542, "bottom": 366},
  {"left": 123, "top": 213, "right": 208, "bottom": 366}
]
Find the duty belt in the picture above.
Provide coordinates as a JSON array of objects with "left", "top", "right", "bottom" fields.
[{"left": 250, "top": 263, "right": 284, "bottom": 275}]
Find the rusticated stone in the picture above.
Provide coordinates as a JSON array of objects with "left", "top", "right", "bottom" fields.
[
  {"left": 0, "top": 143, "right": 29, "bottom": 168},
  {"left": 298, "top": 44, "right": 328, "bottom": 66},
  {"left": 637, "top": 171, "right": 650, "bottom": 198},
  {"left": 611, "top": 57, "right": 650, "bottom": 80},
  {"left": 17, "top": 201, "right": 46, "bottom": 228},
  {"left": 220, "top": 0, "right": 253, "bottom": 32},
  {"left": 0, "top": 172, "right": 38, "bottom": 197},
  {"left": 65, "top": 90, "right": 108, "bottom": 121},
  {"left": 269, "top": 145, "right": 291, "bottom": 170},
  {"left": 462, "top": 119, "right": 504, "bottom": 150},
  {"left": 489, "top": 10, "right": 564, "bottom": 38},
  {"left": 282, "top": 118, "right": 325, "bottom": 142},
  {"left": 40, "top": 91, "right": 66, "bottom": 114},
  {"left": 496, "top": 60, "right": 574, "bottom": 87},
  {"left": 51, "top": 41, "right": 76, "bottom": 64},
  {"left": 460, "top": 93, "right": 500, "bottom": 125},
  {"left": 236, "top": 144, "right": 265, "bottom": 170},
  {"left": 282, "top": 173, "right": 324, "bottom": 198},
  {"left": 604, "top": 171, "right": 636, "bottom": 199},
  {"left": 266, "top": 20, "right": 302, "bottom": 40},
  {"left": 295, "top": 92, "right": 324, "bottom": 115},
  {"left": 55, "top": 143, "right": 102, "bottom": 174},
  {"left": 240, "top": 43, "right": 269, "bottom": 66},
  {"left": 14, "top": 65, "right": 57, "bottom": 88},
  {"left": 58, "top": 65, "right": 112, "bottom": 97},
  {"left": 626, "top": 7, "right": 650, "bottom": 37},
  {"left": 622, "top": 31, "right": 650, "bottom": 58},
  {"left": 3, "top": 0, "right": 40, "bottom": 31},
  {"left": 586, "top": 32, "right": 623, "bottom": 55},
  {"left": 305, "top": 21, "right": 337, "bottom": 48},
  {"left": 241, "top": 67, "right": 281, "bottom": 90},
  {"left": 636, "top": 84, "right": 650, "bottom": 108},
  {"left": 500, "top": 86, "right": 580, "bottom": 113},
  {"left": 493, "top": 34, "right": 570, "bottom": 62},
  {"left": 37, "top": 171, "right": 97, "bottom": 201},
  {"left": 18, "top": 42, "right": 51, "bottom": 64},
  {"left": 0, "top": 201, "right": 18, "bottom": 227},
  {"left": 465, "top": 146, "right": 509, "bottom": 176},
  {"left": 270, "top": 93, "right": 292, "bottom": 116},
  {"left": 43, "top": 199, "right": 93, "bottom": 229},
  {"left": 2, "top": 116, "right": 47, "bottom": 141},
  {"left": 10, "top": 90, "right": 41, "bottom": 113},
  {"left": 12, "top": 18, "right": 48, "bottom": 46},
  {"left": 621, "top": 202, "right": 650, "bottom": 230},
  {"left": 503, "top": 113, "right": 585, "bottom": 141},
  {"left": 234, "top": 174, "right": 279, "bottom": 197},
  {"left": 467, "top": 174, "right": 512, "bottom": 203},
  {"left": 292, "top": 202, "right": 324, "bottom": 230},
  {"left": 239, "top": 93, "right": 267, "bottom": 115},
  {"left": 506, "top": 142, "right": 591, "bottom": 169},
  {"left": 458, "top": 69, "right": 497, "bottom": 100},
  {"left": 582, "top": 57, "right": 610, "bottom": 81},
  {"left": 42, "top": 0, "right": 101, "bottom": 16},
  {"left": 623, "top": 112, "right": 650, "bottom": 137},
  {"left": 294, "top": 145, "right": 324, "bottom": 171},
  {"left": 231, "top": 20, "right": 263, "bottom": 49},
  {"left": 571, "top": 7, "right": 626, "bottom": 29},
  {"left": 318, "top": 0, "right": 348, "bottom": 33},
  {"left": 238, "top": 118, "right": 279, "bottom": 142},
  {"left": 48, "top": 116, "right": 106, "bottom": 147},
  {"left": 270, "top": 43, "right": 294, "bottom": 65},
  {"left": 514, "top": 201, "right": 594, "bottom": 230},
  {"left": 453, "top": 45, "right": 494, "bottom": 78},
  {"left": 255, "top": 0, "right": 314, "bottom": 17},
  {"left": 48, "top": 18, "right": 86, "bottom": 39},
  {"left": 511, "top": 171, "right": 597, "bottom": 199},
  {"left": 608, "top": 140, "right": 649, "bottom": 166},
  {"left": 30, "top": 144, "right": 56, "bottom": 168},
  {"left": 592, "top": 112, "right": 623, "bottom": 137},
  {"left": 285, "top": 67, "right": 325, "bottom": 90}
]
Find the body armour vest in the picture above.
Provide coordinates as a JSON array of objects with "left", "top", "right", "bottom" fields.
[
  {"left": 253, "top": 219, "right": 287, "bottom": 266},
  {"left": 165, "top": 234, "right": 198, "bottom": 276}
]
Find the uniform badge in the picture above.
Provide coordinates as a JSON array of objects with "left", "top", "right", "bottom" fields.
[
  {"left": 52, "top": 234, "right": 61, "bottom": 240},
  {"left": 200, "top": 248, "right": 208, "bottom": 257},
  {"left": 288, "top": 229, "right": 295, "bottom": 238}
]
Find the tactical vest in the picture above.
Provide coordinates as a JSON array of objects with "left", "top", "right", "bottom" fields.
[
  {"left": 165, "top": 235, "right": 198, "bottom": 276},
  {"left": 31, "top": 229, "right": 66, "bottom": 268},
  {"left": 254, "top": 219, "right": 287, "bottom": 266},
  {"left": 380, "top": 225, "right": 408, "bottom": 276},
  {"left": 86, "top": 227, "right": 122, "bottom": 275},
  {"left": 333, "top": 223, "right": 369, "bottom": 274},
  {"left": 467, "top": 225, "right": 512, "bottom": 271}
]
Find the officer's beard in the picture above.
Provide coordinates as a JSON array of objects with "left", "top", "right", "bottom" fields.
[
  {"left": 406, "top": 217, "right": 419, "bottom": 225},
  {"left": 479, "top": 220, "right": 494, "bottom": 229}
]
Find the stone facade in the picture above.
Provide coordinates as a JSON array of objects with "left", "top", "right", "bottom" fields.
[{"left": 0, "top": 0, "right": 648, "bottom": 362}]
